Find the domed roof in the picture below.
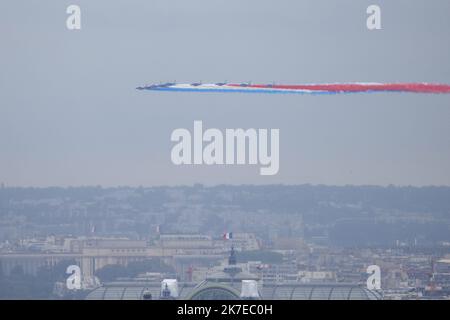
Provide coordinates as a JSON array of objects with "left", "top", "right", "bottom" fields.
[
  {"left": 204, "top": 245, "right": 259, "bottom": 282},
  {"left": 186, "top": 282, "right": 241, "bottom": 300}
]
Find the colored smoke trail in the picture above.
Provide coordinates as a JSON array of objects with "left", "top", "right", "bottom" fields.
[{"left": 136, "top": 82, "right": 450, "bottom": 94}]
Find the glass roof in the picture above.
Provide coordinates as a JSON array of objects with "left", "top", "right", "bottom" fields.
[{"left": 85, "top": 282, "right": 382, "bottom": 300}]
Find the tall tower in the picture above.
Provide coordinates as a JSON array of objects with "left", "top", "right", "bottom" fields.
[{"left": 228, "top": 245, "right": 237, "bottom": 265}]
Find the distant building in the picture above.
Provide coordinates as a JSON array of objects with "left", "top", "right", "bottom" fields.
[
  {"left": 85, "top": 248, "right": 381, "bottom": 300},
  {"left": 159, "top": 234, "right": 213, "bottom": 249}
]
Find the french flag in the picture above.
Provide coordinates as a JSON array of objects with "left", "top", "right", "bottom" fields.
[{"left": 223, "top": 232, "right": 233, "bottom": 240}]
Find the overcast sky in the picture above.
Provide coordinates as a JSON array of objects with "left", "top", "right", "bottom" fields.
[{"left": 1, "top": 0, "right": 450, "bottom": 187}]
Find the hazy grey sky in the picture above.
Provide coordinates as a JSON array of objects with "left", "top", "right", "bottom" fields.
[{"left": 1, "top": 0, "right": 450, "bottom": 187}]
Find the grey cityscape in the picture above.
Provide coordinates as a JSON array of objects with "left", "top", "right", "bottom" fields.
[{"left": 1, "top": 184, "right": 450, "bottom": 300}]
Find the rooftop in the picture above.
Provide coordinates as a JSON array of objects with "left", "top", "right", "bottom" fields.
[{"left": 85, "top": 281, "right": 382, "bottom": 300}]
